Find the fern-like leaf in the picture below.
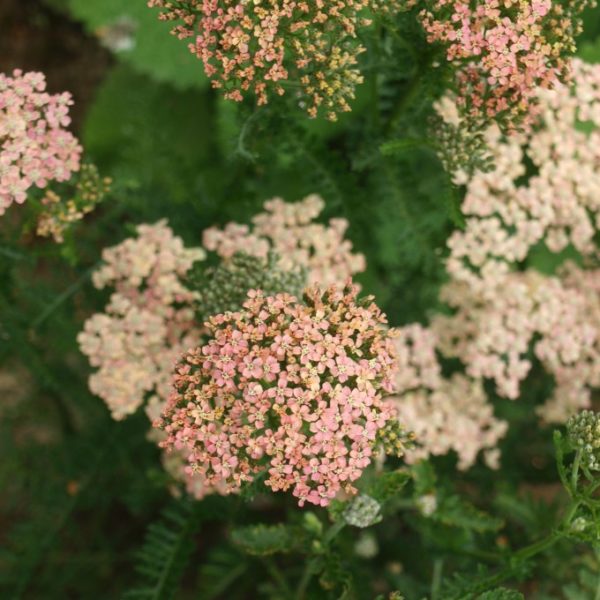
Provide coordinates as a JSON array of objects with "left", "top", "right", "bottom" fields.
[{"left": 122, "top": 499, "right": 200, "bottom": 600}]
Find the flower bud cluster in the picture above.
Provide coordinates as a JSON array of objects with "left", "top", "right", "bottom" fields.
[
  {"left": 377, "top": 420, "right": 415, "bottom": 458},
  {"left": 189, "top": 251, "right": 307, "bottom": 319},
  {"left": 343, "top": 494, "right": 382, "bottom": 528},
  {"left": 203, "top": 195, "right": 366, "bottom": 287},
  {"left": 36, "top": 163, "right": 111, "bottom": 243},
  {"left": 156, "top": 284, "right": 398, "bottom": 507},
  {"left": 567, "top": 410, "right": 600, "bottom": 471},
  {"left": 0, "top": 69, "right": 82, "bottom": 214},
  {"left": 431, "top": 96, "right": 494, "bottom": 184}
]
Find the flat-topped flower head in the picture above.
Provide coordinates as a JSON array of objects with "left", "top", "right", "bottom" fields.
[
  {"left": 78, "top": 220, "right": 205, "bottom": 420},
  {"left": 444, "top": 60, "right": 600, "bottom": 288},
  {"left": 148, "top": 0, "right": 384, "bottom": 120},
  {"left": 203, "top": 195, "right": 366, "bottom": 287},
  {"left": 156, "top": 282, "right": 398, "bottom": 507},
  {"left": 420, "top": 0, "right": 592, "bottom": 130},
  {"left": 432, "top": 61, "right": 600, "bottom": 423},
  {"left": 433, "top": 265, "right": 600, "bottom": 423},
  {"left": 0, "top": 69, "right": 82, "bottom": 214}
]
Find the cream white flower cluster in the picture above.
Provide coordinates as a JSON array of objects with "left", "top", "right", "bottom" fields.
[
  {"left": 389, "top": 325, "right": 507, "bottom": 469},
  {"left": 432, "top": 59, "right": 600, "bottom": 424},
  {"left": 78, "top": 221, "right": 205, "bottom": 420}
]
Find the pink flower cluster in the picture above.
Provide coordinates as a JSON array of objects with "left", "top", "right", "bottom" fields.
[
  {"left": 78, "top": 221, "right": 205, "bottom": 420},
  {"left": 419, "top": 0, "right": 591, "bottom": 128},
  {"left": 147, "top": 0, "right": 379, "bottom": 120},
  {"left": 432, "top": 59, "right": 600, "bottom": 422},
  {"left": 156, "top": 284, "right": 397, "bottom": 507},
  {"left": 203, "top": 194, "right": 366, "bottom": 287},
  {"left": 0, "top": 70, "right": 82, "bottom": 214},
  {"left": 389, "top": 324, "right": 507, "bottom": 469}
]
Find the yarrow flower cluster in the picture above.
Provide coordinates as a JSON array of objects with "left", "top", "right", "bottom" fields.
[
  {"left": 432, "top": 59, "right": 600, "bottom": 423},
  {"left": 446, "top": 59, "right": 600, "bottom": 268},
  {"left": 567, "top": 410, "right": 600, "bottom": 471},
  {"left": 389, "top": 325, "right": 507, "bottom": 469},
  {"left": 419, "top": 0, "right": 592, "bottom": 129},
  {"left": 80, "top": 195, "right": 363, "bottom": 423},
  {"left": 36, "top": 163, "right": 111, "bottom": 243},
  {"left": 203, "top": 194, "right": 366, "bottom": 287},
  {"left": 156, "top": 284, "right": 397, "bottom": 507},
  {"left": 78, "top": 220, "right": 205, "bottom": 420},
  {"left": 147, "top": 0, "right": 392, "bottom": 120},
  {"left": 0, "top": 69, "right": 82, "bottom": 214},
  {"left": 433, "top": 267, "right": 600, "bottom": 422},
  {"left": 79, "top": 198, "right": 372, "bottom": 498}
]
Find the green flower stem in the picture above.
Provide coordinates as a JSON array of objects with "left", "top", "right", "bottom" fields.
[
  {"left": 430, "top": 558, "right": 444, "bottom": 600},
  {"left": 462, "top": 496, "right": 583, "bottom": 596},
  {"left": 263, "top": 558, "right": 293, "bottom": 598},
  {"left": 572, "top": 449, "right": 582, "bottom": 492},
  {"left": 295, "top": 520, "right": 346, "bottom": 600}
]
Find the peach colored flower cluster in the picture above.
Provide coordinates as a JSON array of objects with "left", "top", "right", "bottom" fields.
[
  {"left": 446, "top": 59, "right": 600, "bottom": 277},
  {"left": 0, "top": 69, "right": 82, "bottom": 214},
  {"left": 147, "top": 0, "right": 380, "bottom": 120},
  {"left": 78, "top": 220, "right": 205, "bottom": 420},
  {"left": 434, "top": 268, "right": 600, "bottom": 420},
  {"left": 432, "top": 59, "right": 600, "bottom": 423},
  {"left": 156, "top": 284, "right": 397, "bottom": 507},
  {"left": 389, "top": 324, "right": 507, "bottom": 469},
  {"left": 203, "top": 194, "right": 366, "bottom": 287},
  {"left": 419, "top": 0, "right": 591, "bottom": 129}
]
